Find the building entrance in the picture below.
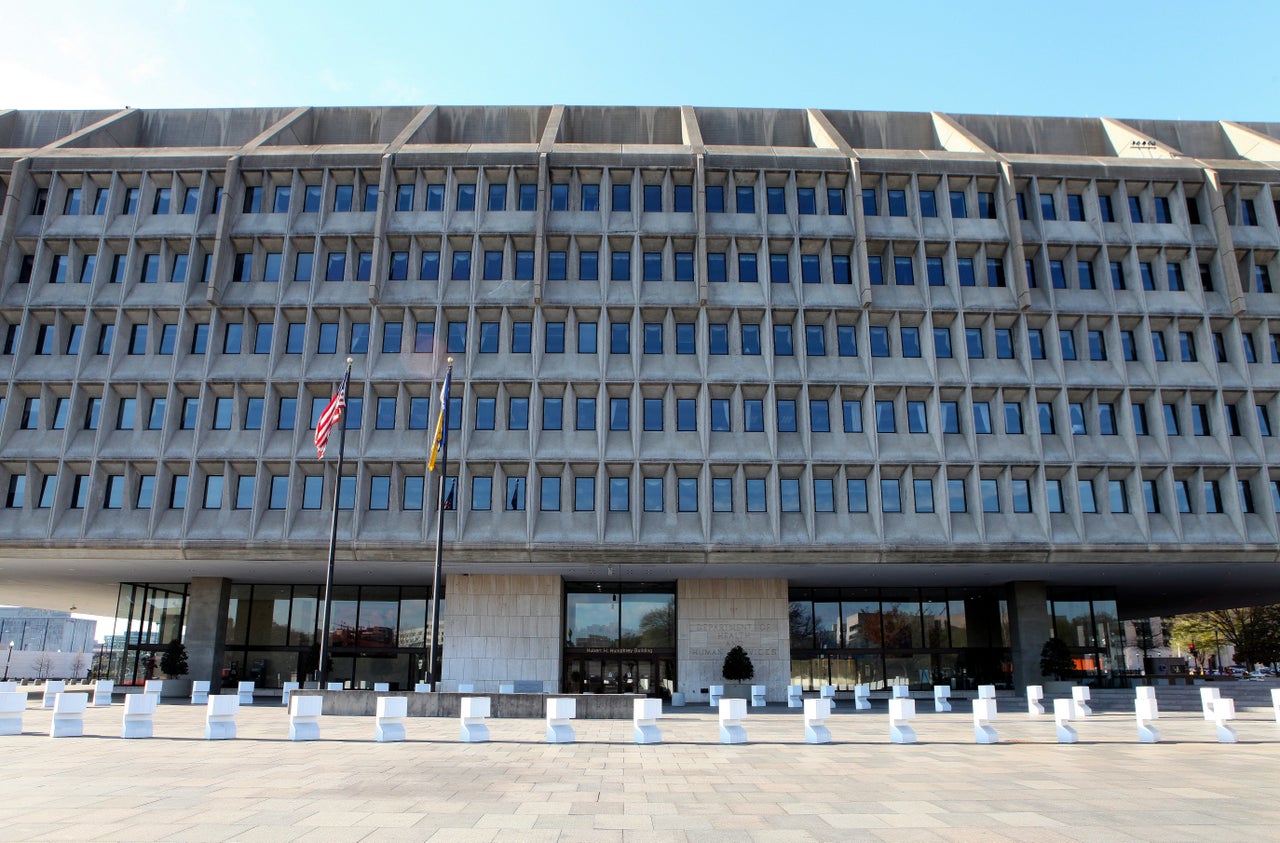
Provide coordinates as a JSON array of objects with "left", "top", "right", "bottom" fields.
[{"left": 563, "top": 581, "right": 676, "bottom": 698}]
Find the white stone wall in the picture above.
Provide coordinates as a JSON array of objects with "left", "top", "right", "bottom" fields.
[
  {"left": 440, "top": 574, "right": 561, "bottom": 692},
  {"left": 677, "top": 578, "right": 790, "bottom": 702}
]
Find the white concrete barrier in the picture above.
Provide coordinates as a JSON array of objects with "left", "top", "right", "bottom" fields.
[
  {"left": 546, "top": 697, "right": 577, "bottom": 743},
  {"left": 373, "top": 683, "right": 390, "bottom": 693},
  {"left": 1053, "top": 698, "right": 1078, "bottom": 744},
  {"left": 326, "top": 682, "right": 344, "bottom": 691},
  {"left": 121, "top": 693, "right": 158, "bottom": 739},
  {"left": 190, "top": 680, "right": 209, "bottom": 705},
  {"left": 633, "top": 698, "right": 662, "bottom": 744},
  {"left": 376, "top": 696, "right": 408, "bottom": 742},
  {"left": 1200, "top": 687, "right": 1221, "bottom": 720},
  {"left": 1027, "top": 685, "right": 1045, "bottom": 716},
  {"left": 891, "top": 684, "right": 910, "bottom": 699},
  {"left": 933, "top": 686, "right": 951, "bottom": 713},
  {"left": 854, "top": 684, "right": 871, "bottom": 711},
  {"left": 1212, "top": 697, "right": 1237, "bottom": 743},
  {"left": 787, "top": 685, "right": 803, "bottom": 708},
  {"left": 819, "top": 685, "right": 836, "bottom": 710},
  {"left": 977, "top": 684, "right": 996, "bottom": 700},
  {"left": 1071, "top": 686, "right": 1092, "bottom": 718},
  {"left": 804, "top": 698, "right": 832, "bottom": 744},
  {"left": 414, "top": 682, "right": 432, "bottom": 693},
  {"left": 457, "top": 683, "right": 475, "bottom": 694},
  {"left": 93, "top": 680, "right": 114, "bottom": 707},
  {"left": 459, "top": 697, "right": 490, "bottom": 742},
  {"left": 42, "top": 680, "right": 66, "bottom": 709},
  {"left": 750, "top": 685, "right": 766, "bottom": 707},
  {"left": 237, "top": 681, "right": 255, "bottom": 705},
  {"left": 205, "top": 695, "right": 240, "bottom": 740},
  {"left": 670, "top": 692, "right": 685, "bottom": 707},
  {"left": 888, "top": 697, "right": 916, "bottom": 744},
  {"left": 0, "top": 681, "right": 16, "bottom": 693},
  {"left": 281, "top": 681, "right": 299, "bottom": 706},
  {"left": 289, "top": 695, "right": 323, "bottom": 741},
  {"left": 0, "top": 691, "right": 26, "bottom": 735},
  {"left": 50, "top": 692, "right": 88, "bottom": 738},
  {"left": 499, "top": 683, "right": 514, "bottom": 694},
  {"left": 718, "top": 698, "right": 747, "bottom": 744},
  {"left": 1271, "top": 688, "right": 1280, "bottom": 724},
  {"left": 973, "top": 698, "right": 998, "bottom": 744},
  {"left": 142, "top": 679, "right": 163, "bottom": 696},
  {"left": 708, "top": 684, "right": 723, "bottom": 707},
  {"left": 1135, "top": 688, "right": 1160, "bottom": 743}
]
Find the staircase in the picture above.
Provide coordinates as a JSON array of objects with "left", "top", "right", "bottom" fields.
[{"left": 1079, "top": 682, "right": 1278, "bottom": 713}]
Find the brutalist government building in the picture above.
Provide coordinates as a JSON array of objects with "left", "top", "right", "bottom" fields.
[{"left": 2, "top": 105, "right": 1279, "bottom": 699}]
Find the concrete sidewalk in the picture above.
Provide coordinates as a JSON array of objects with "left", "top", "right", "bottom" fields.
[{"left": 1, "top": 699, "right": 1278, "bottom": 842}]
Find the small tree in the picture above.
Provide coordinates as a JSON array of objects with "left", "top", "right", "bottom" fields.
[
  {"left": 1039, "top": 637, "right": 1074, "bottom": 680},
  {"left": 721, "top": 645, "right": 755, "bottom": 682},
  {"left": 160, "top": 639, "right": 188, "bottom": 678}
]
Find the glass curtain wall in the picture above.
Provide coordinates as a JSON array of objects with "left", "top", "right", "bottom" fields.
[
  {"left": 789, "top": 586, "right": 1012, "bottom": 690},
  {"left": 1047, "top": 587, "right": 1123, "bottom": 680},
  {"left": 223, "top": 583, "right": 435, "bottom": 690},
  {"left": 111, "top": 583, "right": 189, "bottom": 685}
]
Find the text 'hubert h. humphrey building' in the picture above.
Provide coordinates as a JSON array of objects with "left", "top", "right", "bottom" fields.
[{"left": 1, "top": 105, "right": 1279, "bottom": 698}]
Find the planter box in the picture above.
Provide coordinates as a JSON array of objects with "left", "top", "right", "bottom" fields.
[{"left": 720, "top": 683, "right": 753, "bottom": 700}]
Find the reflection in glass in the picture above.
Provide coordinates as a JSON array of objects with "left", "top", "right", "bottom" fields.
[
  {"left": 620, "top": 593, "right": 674, "bottom": 648},
  {"left": 566, "top": 592, "right": 618, "bottom": 647},
  {"left": 329, "top": 586, "right": 359, "bottom": 647},
  {"left": 357, "top": 586, "right": 399, "bottom": 648},
  {"left": 290, "top": 586, "right": 319, "bottom": 647}
]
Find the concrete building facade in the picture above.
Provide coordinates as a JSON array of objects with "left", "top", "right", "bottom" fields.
[{"left": 1, "top": 105, "right": 1279, "bottom": 697}]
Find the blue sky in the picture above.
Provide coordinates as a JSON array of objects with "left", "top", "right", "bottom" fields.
[{"left": 2, "top": 1, "right": 1276, "bottom": 121}]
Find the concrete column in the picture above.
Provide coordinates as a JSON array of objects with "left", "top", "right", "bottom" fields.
[
  {"left": 1007, "top": 580, "right": 1052, "bottom": 692},
  {"left": 440, "top": 574, "right": 562, "bottom": 693},
  {"left": 185, "top": 577, "right": 231, "bottom": 693}
]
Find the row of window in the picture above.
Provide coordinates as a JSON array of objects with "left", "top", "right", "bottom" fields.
[
  {"left": 7, "top": 466, "right": 1278, "bottom": 519},
  {"left": 18, "top": 237, "right": 1277, "bottom": 295},
  {"left": 26, "top": 169, "right": 1280, "bottom": 232},
  {"left": 16, "top": 307, "right": 1280, "bottom": 369},
  {"left": 6, "top": 384, "right": 1276, "bottom": 443}
]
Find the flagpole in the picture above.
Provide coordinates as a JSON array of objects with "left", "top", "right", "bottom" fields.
[
  {"left": 426, "top": 357, "right": 454, "bottom": 688},
  {"left": 316, "top": 357, "right": 353, "bottom": 688}
]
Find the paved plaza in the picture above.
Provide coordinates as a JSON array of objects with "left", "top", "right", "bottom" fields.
[{"left": 2, "top": 697, "right": 1278, "bottom": 842}]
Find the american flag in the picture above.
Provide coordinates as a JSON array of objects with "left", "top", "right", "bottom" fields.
[{"left": 314, "top": 369, "right": 351, "bottom": 459}]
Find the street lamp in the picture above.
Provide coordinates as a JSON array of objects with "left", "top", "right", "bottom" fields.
[{"left": 3, "top": 641, "right": 13, "bottom": 681}]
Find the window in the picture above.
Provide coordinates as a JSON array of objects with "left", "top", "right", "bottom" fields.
[
  {"left": 1107, "top": 478, "right": 1128, "bottom": 513},
  {"left": 20, "top": 397, "right": 39, "bottom": 429},
  {"left": 121, "top": 187, "right": 139, "bottom": 215},
  {"left": 780, "top": 478, "right": 801, "bottom": 512},
  {"left": 576, "top": 396, "right": 596, "bottom": 430},
  {"left": 677, "top": 477, "right": 698, "bottom": 512},
  {"left": 540, "top": 476, "right": 560, "bottom": 511},
  {"left": 705, "top": 184, "right": 724, "bottom": 213},
  {"left": 738, "top": 253, "right": 758, "bottom": 283},
  {"left": 610, "top": 182, "right": 631, "bottom": 213},
  {"left": 766, "top": 186, "right": 786, "bottom": 215},
  {"left": 1109, "top": 261, "right": 1126, "bottom": 291},
  {"left": 117, "top": 397, "right": 136, "bottom": 430},
  {"left": 643, "top": 397, "right": 663, "bottom": 431},
  {"left": 870, "top": 326, "right": 890, "bottom": 358},
  {"left": 1238, "top": 479, "right": 1255, "bottom": 514},
  {"left": 893, "top": 256, "right": 914, "bottom": 286},
  {"left": 509, "top": 397, "right": 529, "bottom": 430},
  {"left": 1128, "top": 195, "right": 1143, "bottom": 224},
  {"left": 574, "top": 476, "right": 595, "bottom": 511},
  {"left": 868, "top": 256, "right": 884, "bottom": 285},
  {"left": 609, "top": 477, "right": 629, "bottom": 511},
  {"left": 1239, "top": 198, "right": 1258, "bottom": 226},
  {"left": 1037, "top": 401, "right": 1056, "bottom": 435},
  {"left": 776, "top": 399, "right": 797, "bottom": 432},
  {"left": 1003, "top": 401, "right": 1023, "bottom": 434},
  {"left": 487, "top": 183, "right": 507, "bottom": 212},
  {"left": 1132, "top": 403, "right": 1149, "bottom": 435},
  {"left": 741, "top": 323, "right": 762, "bottom": 356},
  {"left": 1046, "top": 478, "right": 1064, "bottom": 513},
  {"left": 973, "top": 402, "right": 992, "bottom": 434},
  {"left": 52, "top": 397, "right": 70, "bottom": 429},
  {"left": 875, "top": 399, "right": 896, "bottom": 433},
  {"left": 1179, "top": 331, "right": 1197, "bottom": 362},
  {"left": 471, "top": 476, "right": 492, "bottom": 511},
  {"left": 906, "top": 400, "right": 927, "bottom": 433},
  {"left": 940, "top": 401, "right": 959, "bottom": 434},
  {"left": 703, "top": 397, "right": 728, "bottom": 432},
  {"left": 1143, "top": 479, "right": 1160, "bottom": 514},
  {"left": 847, "top": 478, "right": 868, "bottom": 513},
  {"left": 965, "top": 327, "right": 984, "bottom": 359},
  {"left": 773, "top": 324, "right": 793, "bottom": 356},
  {"left": 147, "top": 397, "right": 166, "bottom": 429},
  {"left": 842, "top": 400, "right": 863, "bottom": 433},
  {"left": 542, "top": 397, "right": 563, "bottom": 431},
  {"left": 1058, "top": 329, "right": 1076, "bottom": 361},
  {"left": 1256, "top": 266, "right": 1273, "bottom": 294},
  {"left": 744, "top": 399, "right": 764, "bottom": 432},
  {"left": 880, "top": 478, "right": 901, "bottom": 513},
  {"left": 986, "top": 258, "right": 1005, "bottom": 287},
  {"left": 505, "top": 476, "right": 526, "bottom": 511},
  {"left": 956, "top": 257, "right": 975, "bottom": 286},
  {"left": 576, "top": 321, "right": 597, "bottom": 354},
  {"left": 637, "top": 477, "right": 662, "bottom": 512},
  {"left": 451, "top": 250, "right": 471, "bottom": 281},
  {"left": 918, "top": 189, "right": 937, "bottom": 218},
  {"left": 1079, "top": 479, "right": 1097, "bottom": 513},
  {"left": 837, "top": 325, "right": 857, "bottom": 357},
  {"left": 736, "top": 185, "right": 755, "bottom": 214},
  {"left": 1099, "top": 402, "right": 1118, "bottom": 436},
  {"left": 980, "top": 478, "right": 1000, "bottom": 512}
]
